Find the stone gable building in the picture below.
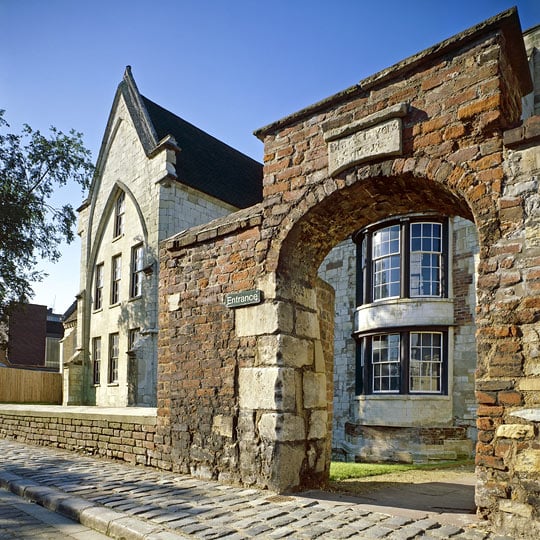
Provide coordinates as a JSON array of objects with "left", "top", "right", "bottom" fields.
[{"left": 63, "top": 67, "right": 262, "bottom": 406}]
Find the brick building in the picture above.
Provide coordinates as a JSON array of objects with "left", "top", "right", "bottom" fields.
[
  {"left": 156, "top": 9, "right": 539, "bottom": 536},
  {"left": 1, "top": 304, "right": 63, "bottom": 370}
]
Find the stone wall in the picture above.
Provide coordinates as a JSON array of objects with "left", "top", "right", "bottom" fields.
[
  {"left": 473, "top": 114, "right": 540, "bottom": 537},
  {"left": 0, "top": 405, "right": 157, "bottom": 466},
  {"left": 317, "top": 241, "right": 356, "bottom": 456}
]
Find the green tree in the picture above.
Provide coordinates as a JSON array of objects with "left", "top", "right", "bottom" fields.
[{"left": 0, "top": 110, "right": 94, "bottom": 321}]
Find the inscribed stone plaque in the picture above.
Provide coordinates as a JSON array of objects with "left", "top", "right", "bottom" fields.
[{"left": 327, "top": 118, "right": 402, "bottom": 175}]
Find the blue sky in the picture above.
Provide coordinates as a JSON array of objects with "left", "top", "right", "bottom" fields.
[{"left": 1, "top": 0, "right": 539, "bottom": 313}]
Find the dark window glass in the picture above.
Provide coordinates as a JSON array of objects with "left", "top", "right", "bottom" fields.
[
  {"left": 94, "top": 263, "right": 104, "bottom": 310},
  {"left": 92, "top": 337, "right": 101, "bottom": 385},
  {"left": 130, "top": 245, "right": 144, "bottom": 298},
  {"left": 108, "top": 333, "right": 119, "bottom": 383},
  {"left": 111, "top": 255, "right": 121, "bottom": 304},
  {"left": 113, "top": 192, "right": 125, "bottom": 238}
]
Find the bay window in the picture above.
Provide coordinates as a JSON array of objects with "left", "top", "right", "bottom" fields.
[{"left": 353, "top": 215, "right": 450, "bottom": 396}]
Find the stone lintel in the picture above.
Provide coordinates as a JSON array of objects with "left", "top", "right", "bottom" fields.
[{"left": 327, "top": 118, "right": 403, "bottom": 176}]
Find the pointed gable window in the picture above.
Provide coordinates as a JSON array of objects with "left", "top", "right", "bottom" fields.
[{"left": 113, "top": 191, "right": 125, "bottom": 238}]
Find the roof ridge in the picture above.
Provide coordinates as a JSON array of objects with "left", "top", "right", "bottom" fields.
[{"left": 121, "top": 66, "right": 159, "bottom": 154}]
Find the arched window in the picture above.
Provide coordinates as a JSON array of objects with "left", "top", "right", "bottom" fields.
[{"left": 113, "top": 191, "right": 126, "bottom": 238}]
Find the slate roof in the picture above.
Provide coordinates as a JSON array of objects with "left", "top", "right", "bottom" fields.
[{"left": 142, "top": 96, "right": 262, "bottom": 209}]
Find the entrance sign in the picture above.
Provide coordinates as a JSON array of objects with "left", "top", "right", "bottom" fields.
[{"left": 225, "top": 289, "right": 262, "bottom": 308}]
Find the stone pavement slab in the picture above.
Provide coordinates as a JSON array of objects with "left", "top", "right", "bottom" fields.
[{"left": 0, "top": 439, "right": 500, "bottom": 539}]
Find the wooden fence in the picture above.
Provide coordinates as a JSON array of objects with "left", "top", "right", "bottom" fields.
[{"left": 0, "top": 368, "right": 62, "bottom": 404}]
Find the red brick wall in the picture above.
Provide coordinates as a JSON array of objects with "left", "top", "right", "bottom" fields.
[
  {"left": 156, "top": 208, "right": 265, "bottom": 478},
  {"left": 8, "top": 304, "right": 47, "bottom": 367}
]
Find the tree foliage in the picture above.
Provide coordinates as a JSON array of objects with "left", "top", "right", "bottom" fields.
[{"left": 0, "top": 110, "right": 94, "bottom": 320}]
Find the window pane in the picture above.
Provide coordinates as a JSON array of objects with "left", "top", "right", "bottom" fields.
[
  {"left": 114, "top": 192, "right": 125, "bottom": 237},
  {"left": 409, "top": 332, "right": 442, "bottom": 393},
  {"left": 92, "top": 337, "right": 101, "bottom": 385},
  {"left": 410, "top": 222, "right": 442, "bottom": 297},
  {"left": 129, "top": 328, "right": 141, "bottom": 350},
  {"left": 94, "top": 264, "right": 104, "bottom": 310},
  {"left": 109, "top": 333, "right": 119, "bottom": 383},
  {"left": 130, "top": 245, "right": 144, "bottom": 298},
  {"left": 111, "top": 255, "right": 122, "bottom": 304},
  {"left": 373, "top": 253, "right": 401, "bottom": 300},
  {"left": 372, "top": 334, "right": 400, "bottom": 393},
  {"left": 373, "top": 225, "right": 400, "bottom": 258}
]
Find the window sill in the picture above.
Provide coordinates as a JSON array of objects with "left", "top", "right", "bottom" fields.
[
  {"left": 128, "top": 295, "right": 142, "bottom": 302},
  {"left": 92, "top": 307, "right": 103, "bottom": 314},
  {"left": 112, "top": 234, "right": 124, "bottom": 243},
  {"left": 355, "top": 394, "right": 450, "bottom": 401},
  {"left": 109, "top": 302, "right": 121, "bottom": 308},
  {"left": 107, "top": 382, "right": 119, "bottom": 387}
]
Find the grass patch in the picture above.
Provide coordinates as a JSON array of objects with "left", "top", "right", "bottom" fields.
[{"left": 329, "top": 459, "right": 473, "bottom": 481}]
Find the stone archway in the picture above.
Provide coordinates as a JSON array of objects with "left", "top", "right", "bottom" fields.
[{"left": 158, "top": 9, "right": 538, "bottom": 536}]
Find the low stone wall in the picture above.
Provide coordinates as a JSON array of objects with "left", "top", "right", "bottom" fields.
[{"left": 0, "top": 405, "right": 157, "bottom": 466}]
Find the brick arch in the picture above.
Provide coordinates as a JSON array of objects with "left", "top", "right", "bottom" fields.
[
  {"left": 264, "top": 158, "right": 484, "bottom": 493},
  {"left": 272, "top": 156, "right": 480, "bottom": 282}
]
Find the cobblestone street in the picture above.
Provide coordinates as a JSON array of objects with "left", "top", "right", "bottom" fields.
[{"left": 0, "top": 439, "right": 509, "bottom": 539}]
